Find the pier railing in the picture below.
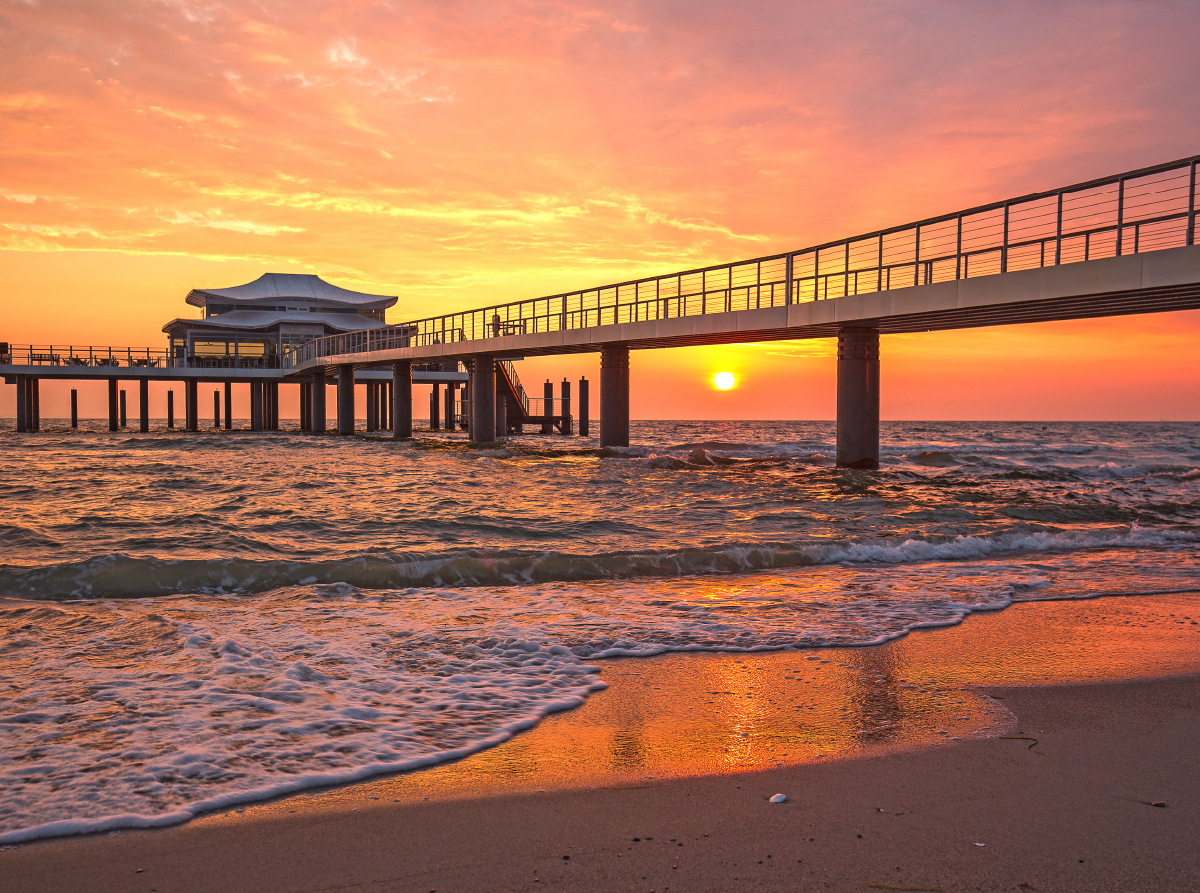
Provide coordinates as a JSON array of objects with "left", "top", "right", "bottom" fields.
[
  {"left": 0, "top": 345, "right": 291, "bottom": 370},
  {"left": 290, "top": 155, "right": 1199, "bottom": 366}
]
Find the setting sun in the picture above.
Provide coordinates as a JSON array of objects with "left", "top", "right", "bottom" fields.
[{"left": 714, "top": 372, "right": 736, "bottom": 390}]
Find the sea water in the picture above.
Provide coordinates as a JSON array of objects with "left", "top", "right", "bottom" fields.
[{"left": 1, "top": 419, "right": 1197, "bottom": 843}]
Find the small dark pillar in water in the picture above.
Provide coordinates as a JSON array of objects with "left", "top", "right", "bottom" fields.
[
  {"left": 541, "top": 380, "right": 554, "bottom": 434},
  {"left": 186, "top": 379, "right": 199, "bottom": 431},
  {"left": 267, "top": 381, "right": 279, "bottom": 430},
  {"left": 224, "top": 381, "right": 233, "bottom": 430},
  {"left": 430, "top": 383, "right": 441, "bottom": 431},
  {"left": 337, "top": 365, "right": 354, "bottom": 435},
  {"left": 311, "top": 369, "right": 327, "bottom": 433},
  {"left": 250, "top": 381, "right": 263, "bottom": 431},
  {"left": 600, "top": 345, "right": 630, "bottom": 448},
  {"left": 167, "top": 390, "right": 175, "bottom": 429},
  {"left": 835, "top": 326, "right": 880, "bottom": 469},
  {"left": 299, "top": 381, "right": 310, "bottom": 431},
  {"left": 30, "top": 378, "right": 40, "bottom": 431},
  {"left": 140, "top": 379, "right": 150, "bottom": 433},
  {"left": 119, "top": 389, "right": 127, "bottom": 428},
  {"left": 470, "top": 355, "right": 496, "bottom": 442},
  {"left": 108, "top": 378, "right": 118, "bottom": 431},
  {"left": 70, "top": 389, "right": 78, "bottom": 429},
  {"left": 366, "top": 382, "right": 377, "bottom": 432},
  {"left": 213, "top": 389, "right": 220, "bottom": 429},
  {"left": 560, "top": 379, "right": 572, "bottom": 436},
  {"left": 444, "top": 383, "right": 455, "bottom": 432},
  {"left": 16, "top": 375, "right": 27, "bottom": 433},
  {"left": 392, "top": 361, "right": 412, "bottom": 439},
  {"left": 578, "top": 377, "right": 589, "bottom": 436}
]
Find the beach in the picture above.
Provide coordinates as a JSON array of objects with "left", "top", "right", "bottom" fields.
[{"left": 4, "top": 592, "right": 1198, "bottom": 892}]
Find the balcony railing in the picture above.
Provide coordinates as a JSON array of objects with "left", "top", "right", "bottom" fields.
[
  {"left": 290, "top": 154, "right": 1199, "bottom": 367},
  {"left": 0, "top": 345, "right": 279, "bottom": 369}
]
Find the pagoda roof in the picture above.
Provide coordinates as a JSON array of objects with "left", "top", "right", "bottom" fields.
[
  {"left": 186, "top": 273, "right": 397, "bottom": 309},
  {"left": 162, "top": 310, "right": 391, "bottom": 336}
]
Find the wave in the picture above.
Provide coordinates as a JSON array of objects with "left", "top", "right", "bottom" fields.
[{"left": 3, "top": 525, "right": 1195, "bottom": 600}]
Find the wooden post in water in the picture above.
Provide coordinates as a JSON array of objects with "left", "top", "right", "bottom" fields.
[
  {"left": 16, "top": 375, "right": 27, "bottom": 433},
  {"left": 70, "top": 388, "right": 78, "bottom": 429},
  {"left": 119, "top": 389, "right": 127, "bottom": 428},
  {"left": 186, "top": 379, "right": 198, "bottom": 431},
  {"left": 224, "top": 381, "right": 233, "bottom": 430},
  {"left": 167, "top": 390, "right": 175, "bottom": 429},
  {"left": 560, "top": 378, "right": 572, "bottom": 436},
  {"left": 140, "top": 379, "right": 149, "bottom": 433},
  {"left": 108, "top": 378, "right": 118, "bottom": 431},
  {"left": 541, "top": 380, "right": 553, "bottom": 434},
  {"left": 578, "top": 377, "right": 589, "bottom": 436},
  {"left": 213, "top": 390, "right": 220, "bottom": 429}
]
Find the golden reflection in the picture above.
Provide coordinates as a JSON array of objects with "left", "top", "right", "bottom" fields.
[{"left": 219, "top": 593, "right": 1200, "bottom": 822}]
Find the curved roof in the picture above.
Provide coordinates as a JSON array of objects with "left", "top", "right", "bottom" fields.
[
  {"left": 186, "top": 273, "right": 397, "bottom": 309},
  {"left": 162, "top": 310, "right": 391, "bottom": 335}
]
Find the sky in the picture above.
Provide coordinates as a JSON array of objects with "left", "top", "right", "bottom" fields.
[{"left": 2, "top": 0, "right": 1199, "bottom": 420}]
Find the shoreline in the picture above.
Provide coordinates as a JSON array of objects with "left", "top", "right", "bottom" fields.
[{"left": 2, "top": 592, "right": 1199, "bottom": 891}]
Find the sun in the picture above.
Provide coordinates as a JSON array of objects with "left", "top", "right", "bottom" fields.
[{"left": 713, "top": 371, "right": 736, "bottom": 390}]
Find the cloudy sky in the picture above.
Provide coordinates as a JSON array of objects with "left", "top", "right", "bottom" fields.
[{"left": 3, "top": 0, "right": 1199, "bottom": 418}]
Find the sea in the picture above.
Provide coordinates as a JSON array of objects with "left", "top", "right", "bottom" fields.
[{"left": 1, "top": 419, "right": 1197, "bottom": 844}]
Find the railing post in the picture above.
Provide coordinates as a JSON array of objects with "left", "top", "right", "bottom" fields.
[
  {"left": 1116, "top": 177, "right": 1125, "bottom": 256},
  {"left": 1055, "top": 191, "right": 1063, "bottom": 264},
  {"left": 1188, "top": 160, "right": 1196, "bottom": 246},
  {"left": 914, "top": 225, "right": 921, "bottom": 285},
  {"left": 955, "top": 214, "right": 963, "bottom": 280},
  {"left": 1001, "top": 203, "right": 1010, "bottom": 273},
  {"left": 784, "top": 254, "right": 793, "bottom": 305},
  {"left": 876, "top": 235, "right": 883, "bottom": 291}
]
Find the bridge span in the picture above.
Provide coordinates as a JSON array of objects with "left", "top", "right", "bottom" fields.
[{"left": 288, "top": 156, "right": 1200, "bottom": 467}]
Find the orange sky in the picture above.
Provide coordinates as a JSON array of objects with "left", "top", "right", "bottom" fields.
[{"left": 3, "top": 0, "right": 1199, "bottom": 420}]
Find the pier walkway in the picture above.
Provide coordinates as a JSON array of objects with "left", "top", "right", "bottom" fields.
[{"left": 288, "top": 156, "right": 1200, "bottom": 466}]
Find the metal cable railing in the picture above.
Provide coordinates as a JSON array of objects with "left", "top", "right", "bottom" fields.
[
  {"left": 0, "top": 344, "right": 284, "bottom": 369},
  {"left": 285, "top": 154, "right": 1198, "bottom": 366}
]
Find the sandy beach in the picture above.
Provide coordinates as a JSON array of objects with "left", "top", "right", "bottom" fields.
[{"left": 3, "top": 593, "right": 1199, "bottom": 893}]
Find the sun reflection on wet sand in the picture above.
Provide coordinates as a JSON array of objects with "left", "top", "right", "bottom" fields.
[{"left": 220, "top": 591, "right": 1200, "bottom": 821}]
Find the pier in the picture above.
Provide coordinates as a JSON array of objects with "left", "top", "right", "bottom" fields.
[{"left": 6, "top": 156, "right": 1200, "bottom": 465}]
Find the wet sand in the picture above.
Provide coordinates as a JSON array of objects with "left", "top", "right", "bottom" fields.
[{"left": 3, "top": 593, "right": 1199, "bottom": 892}]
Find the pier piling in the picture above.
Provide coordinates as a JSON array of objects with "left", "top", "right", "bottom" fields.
[
  {"left": 311, "top": 370, "right": 327, "bottom": 433},
  {"left": 835, "top": 326, "right": 880, "bottom": 469},
  {"left": 30, "top": 378, "right": 40, "bottom": 431},
  {"left": 167, "top": 390, "right": 174, "bottom": 429},
  {"left": 213, "top": 390, "right": 220, "bottom": 429},
  {"left": 224, "top": 382, "right": 232, "bottom": 430},
  {"left": 578, "top": 378, "right": 589, "bottom": 436},
  {"left": 366, "top": 382, "right": 377, "bottom": 432},
  {"left": 140, "top": 379, "right": 149, "bottom": 433},
  {"left": 107, "top": 379, "right": 118, "bottom": 431},
  {"left": 444, "top": 383, "right": 454, "bottom": 432},
  {"left": 186, "top": 379, "right": 198, "bottom": 432},
  {"left": 16, "top": 375, "right": 27, "bottom": 433},
  {"left": 542, "top": 380, "right": 553, "bottom": 434},
  {"left": 250, "top": 381, "right": 263, "bottom": 432},
  {"left": 119, "top": 389, "right": 127, "bottom": 429},
  {"left": 561, "top": 379, "right": 572, "bottom": 436},
  {"left": 470, "top": 355, "right": 496, "bottom": 442},
  {"left": 392, "top": 361, "right": 412, "bottom": 439},
  {"left": 599, "top": 345, "right": 630, "bottom": 448},
  {"left": 336, "top": 365, "right": 354, "bottom": 435},
  {"left": 70, "top": 389, "right": 78, "bottom": 429}
]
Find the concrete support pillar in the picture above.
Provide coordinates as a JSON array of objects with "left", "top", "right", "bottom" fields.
[
  {"left": 224, "top": 381, "right": 233, "bottom": 430},
  {"left": 578, "top": 377, "right": 589, "bottom": 436},
  {"left": 541, "top": 380, "right": 554, "bottom": 434},
  {"left": 16, "top": 375, "right": 27, "bottom": 433},
  {"left": 430, "top": 383, "right": 441, "bottom": 431},
  {"left": 470, "top": 355, "right": 496, "bottom": 442},
  {"left": 212, "top": 389, "right": 220, "bottom": 429},
  {"left": 30, "top": 378, "right": 40, "bottom": 431},
  {"left": 337, "top": 365, "right": 354, "bottom": 435},
  {"left": 444, "top": 383, "right": 454, "bottom": 432},
  {"left": 186, "top": 379, "right": 198, "bottom": 431},
  {"left": 119, "top": 389, "right": 127, "bottom": 428},
  {"left": 140, "top": 379, "right": 150, "bottom": 433},
  {"left": 599, "top": 345, "right": 630, "bottom": 448},
  {"left": 495, "top": 381, "right": 507, "bottom": 437},
  {"left": 70, "top": 389, "right": 78, "bottom": 429},
  {"left": 267, "top": 381, "right": 279, "bottom": 430},
  {"left": 560, "top": 379, "right": 572, "bottom": 436},
  {"left": 366, "top": 382, "right": 377, "bottom": 432},
  {"left": 392, "top": 361, "right": 412, "bottom": 439},
  {"left": 835, "top": 326, "right": 880, "bottom": 469},
  {"left": 250, "top": 381, "right": 263, "bottom": 431},
  {"left": 167, "top": 390, "right": 175, "bottom": 429},
  {"left": 108, "top": 379, "right": 119, "bottom": 431},
  {"left": 311, "top": 370, "right": 327, "bottom": 433},
  {"left": 299, "top": 382, "right": 310, "bottom": 431}
]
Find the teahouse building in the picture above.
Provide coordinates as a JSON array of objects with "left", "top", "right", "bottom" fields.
[{"left": 162, "top": 273, "right": 397, "bottom": 367}]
